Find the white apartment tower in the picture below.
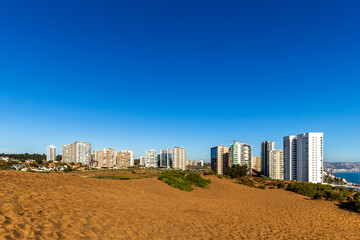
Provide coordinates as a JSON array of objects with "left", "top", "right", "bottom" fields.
[
  {"left": 269, "top": 150, "right": 284, "bottom": 180},
  {"left": 229, "top": 142, "right": 252, "bottom": 170},
  {"left": 46, "top": 145, "right": 56, "bottom": 161},
  {"left": 139, "top": 156, "right": 145, "bottom": 166},
  {"left": 283, "top": 132, "right": 323, "bottom": 183},
  {"left": 145, "top": 149, "right": 157, "bottom": 168},
  {"left": 62, "top": 141, "right": 91, "bottom": 165},
  {"left": 172, "top": 147, "right": 186, "bottom": 170}
]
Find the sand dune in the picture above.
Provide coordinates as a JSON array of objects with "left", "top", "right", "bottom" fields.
[{"left": 0, "top": 171, "right": 359, "bottom": 239}]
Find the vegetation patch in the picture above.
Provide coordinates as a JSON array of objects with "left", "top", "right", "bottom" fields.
[
  {"left": 224, "top": 164, "right": 249, "bottom": 179},
  {"left": 92, "top": 175, "right": 138, "bottom": 180},
  {"left": 286, "top": 182, "right": 351, "bottom": 201},
  {"left": 348, "top": 193, "right": 360, "bottom": 213},
  {"left": 202, "top": 170, "right": 216, "bottom": 175},
  {"left": 158, "top": 171, "right": 211, "bottom": 191}
]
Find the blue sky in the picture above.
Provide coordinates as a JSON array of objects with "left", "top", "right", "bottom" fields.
[{"left": 0, "top": 1, "right": 359, "bottom": 161}]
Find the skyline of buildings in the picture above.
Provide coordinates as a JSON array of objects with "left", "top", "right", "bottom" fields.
[
  {"left": 45, "top": 133, "right": 323, "bottom": 183},
  {"left": 210, "top": 132, "right": 323, "bottom": 183}
]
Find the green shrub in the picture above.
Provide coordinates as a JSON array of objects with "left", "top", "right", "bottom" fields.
[
  {"left": 158, "top": 171, "right": 211, "bottom": 191},
  {"left": 203, "top": 170, "right": 216, "bottom": 175},
  {"left": 277, "top": 182, "right": 286, "bottom": 189},
  {"left": 185, "top": 173, "right": 211, "bottom": 188},
  {"left": 236, "top": 177, "right": 256, "bottom": 188},
  {"left": 348, "top": 193, "right": 360, "bottom": 213},
  {"left": 286, "top": 182, "right": 352, "bottom": 201},
  {"left": 258, "top": 185, "right": 266, "bottom": 190},
  {"left": 93, "top": 176, "right": 132, "bottom": 180},
  {"left": 224, "top": 164, "right": 249, "bottom": 179}
]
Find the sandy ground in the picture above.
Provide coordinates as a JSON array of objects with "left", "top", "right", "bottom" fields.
[{"left": 0, "top": 171, "right": 360, "bottom": 240}]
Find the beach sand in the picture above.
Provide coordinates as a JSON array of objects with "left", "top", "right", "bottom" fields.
[{"left": 0, "top": 171, "right": 359, "bottom": 239}]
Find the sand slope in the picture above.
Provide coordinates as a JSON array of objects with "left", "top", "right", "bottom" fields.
[{"left": 0, "top": 171, "right": 359, "bottom": 239}]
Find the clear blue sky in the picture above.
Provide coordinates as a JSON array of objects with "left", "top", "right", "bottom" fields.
[{"left": 0, "top": 1, "right": 359, "bottom": 162}]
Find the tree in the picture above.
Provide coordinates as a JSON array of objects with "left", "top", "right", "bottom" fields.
[
  {"left": 225, "top": 164, "right": 249, "bottom": 179},
  {"left": 35, "top": 158, "right": 43, "bottom": 165},
  {"left": 55, "top": 155, "right": 62, "bottom": 162}
]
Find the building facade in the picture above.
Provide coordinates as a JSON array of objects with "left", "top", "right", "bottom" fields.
[
  {"left": 283, "top": 136, "right": 297, "bottom": 181},
  {"left": 117, "top": 150, "right": 134, "bottom": 168},
  {"left": 283, "top": 132, "right": 323, "bottom": 183},
  {"left": 62, "top": 141, "right": 91, "bottom": 165},
  {"left": 261, "top": 141, "right": 275, "bottom": 176},
  {"left": 211, "top": 145, "right": 229, "bottom": 175},
  {"left": 94, "top": 148, "right": 117, "bottom": 168},
  {"left": 172, "top": 147, "right": 186, "bottom": 170},
  {"left": 160, "top": 149, "right": 172, "bottom": 168},
  {"left": 229, "top": 142, "right": 252, "bottom": 171},
  {"left": 46, "top": 145, "right": 56, "bottom": 161},
  {"left": 268, "top": 150, "right": 284, "bottom": 180},
  {"left": 139, "top": 156, "right": 145, "bottom": 166},
  {"left": 145, "top": 149, "right": 157, "bottom": 168}
]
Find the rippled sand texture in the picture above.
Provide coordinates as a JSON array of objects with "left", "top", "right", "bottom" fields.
[{"left": 0, "top": 171, "right": 359, "bottom": 240}]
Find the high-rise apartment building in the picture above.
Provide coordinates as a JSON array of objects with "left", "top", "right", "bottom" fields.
[
  {"left": 139, "top": 156, "right": 145, "bottom": 166},
  {"left": 283, "top": 132, "right": 323, "bottom": 183},
  {"left": 46, "top": 145, "right": 56, "bottom": 161},
  {"left": 94, "top": 148, "right": 117, "bottom": 168},
  {"left": 117, "top": 150, "right": 134, "bottom": 168},
  {"left": 255, "top": 156, "right": 261, "bottom": 172},
  {"left": 269, "top": 150, "right": 284, "bottom": 180},
  {"left": 172, "top": 147, "right": 186, "bottom": 170},
  {"left": 229, "top": 142, "right": 252, "bottom": 171},
  {"left": 160, "top": 149, "right": 172, "bottom": 168},
  {"left": 283, "top": 136, "right": 297, "bottom": 181},
  {"left": 62, "top": 141, "right": 91, "bottom": 165},
  {"left": 145, "top": 149, "right": 157, "bottom": 168},
  {"left": 251, "top": 156, "right": 262, "bottom": 172},
  {"left": 211, "top": 145, "right": 229, "bottom": 175},
  {"left": 261, "top": 141, "right": 275, "bottom": 175}
]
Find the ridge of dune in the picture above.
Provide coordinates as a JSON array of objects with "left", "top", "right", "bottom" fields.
[{"left": 0, "top": 171, "right": 359, "bottom": 240}]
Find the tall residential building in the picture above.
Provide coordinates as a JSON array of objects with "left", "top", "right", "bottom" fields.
[
  {"left": 62, "top": 141, "right": 91, "bottom": 165},
  {"left": 283, "top": 136, "right": 297, "bottom": 181},
  {"left": 269, "top": 150, "right": 284, "bottom": 180},
  {"left": 46, "top": 145, "right": 56, "bottom": 161},
  {"left": 172, "top": 147, "right": 186, "bottom": 170},
  {"left": 160, "top": 149, "right": 172, "bottom": 168},
  {"left": 255, "top": 156, "right": 261, "bottom": 172},
  {"left": 198, "top": 160, "right": 204, "bottom": 167},
  {"left": 283, "top": 132, "right": 324, "bottom": 183},
  {"left": 229, "top": 142, "right": 252, "bottom": 171},
  {"left": 145, "top": 149, "right": 157, "bottom": 168},
  {"left": 261, "top": 141, "right": 275, "bottom": 176},
  {"left": 251, "top": 156, "right": 261, "bottom": 172},
  {"left": 172, "top": 147, "right": 186, "bottom": 171},
  {"left": 117, "top": 150, "right": 134, "bottom": 168},
  {"left": 211, "top": 145, "right": 229, "bottom": 175},
  {"left": 139, "top": 156, "right": 145, "bottom": 166},
  {"left": 94, "top": 148, "right": 117, "bottom": 168}
]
